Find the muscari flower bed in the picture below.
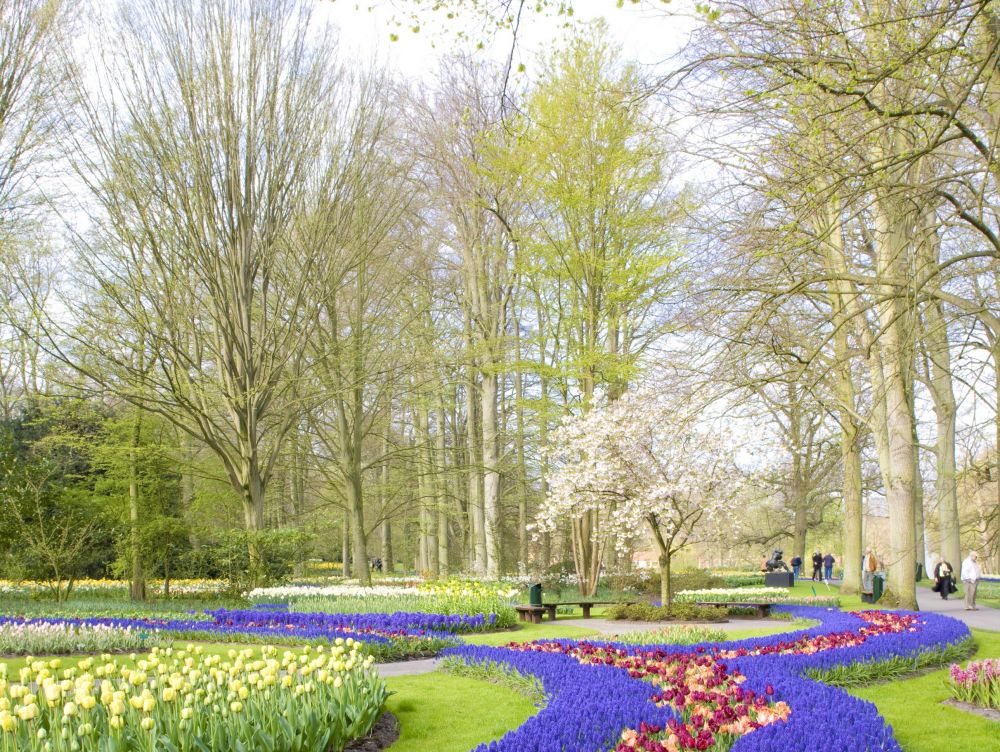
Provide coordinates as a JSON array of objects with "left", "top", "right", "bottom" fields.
[
  {"left": 445, "top": 606, "right": 972, "bottom": 752},
  {"left": 0, "top": 607, "right": 481, "bottom": 660}
]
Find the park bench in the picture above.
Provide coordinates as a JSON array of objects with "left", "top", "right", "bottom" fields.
[
  {"left": 514, "top": 605, "right": 545, "bottom": 624},
  {"left": 541, "top": 600, "right": 638, "bottom": 620},
  {"left": 515, "top": 601, "right": 638, "bottom": 623},
  {"left": 695, "top": 601, "right": 772, "bottom": 618}
]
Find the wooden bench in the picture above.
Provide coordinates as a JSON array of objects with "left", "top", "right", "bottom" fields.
[
  {"left": 514, "top": 605, "right": 545, "bottom": 624},
  {"left": 541, "top": 600, "right": 638, "bottom": 620},
  {"left": 695, "top": 601, "right": 772, "bottom": 618}
]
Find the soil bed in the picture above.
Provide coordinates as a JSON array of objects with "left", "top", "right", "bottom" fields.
[{"left": 344, "top": 711, "right": 400, "bottom": 752}]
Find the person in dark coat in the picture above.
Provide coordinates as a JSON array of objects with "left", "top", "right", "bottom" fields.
[
  {"left": 790, "top": 555, "right": 803, "bottom": 580},
  {"left": 823, "top": 553, "right": 835, "bottom": 581},
  {"left": 932, "top": 557, "right": 955, "bottom": 600},
  {"left": 811, "top": 551, "right": 823, "bottom": 581}
]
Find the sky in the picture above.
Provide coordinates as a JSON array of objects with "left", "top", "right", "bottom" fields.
[{"left": 313, "top": 0, "right": 702, "bottom": 85}]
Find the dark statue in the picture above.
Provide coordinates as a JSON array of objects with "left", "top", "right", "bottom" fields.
[{"left": 765, "top": 549, "right": 789, "bottom": 572}]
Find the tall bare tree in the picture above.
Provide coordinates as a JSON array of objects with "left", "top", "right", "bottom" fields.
[{"left": 55, "top": 0, "right": 343, "bottom": 582}]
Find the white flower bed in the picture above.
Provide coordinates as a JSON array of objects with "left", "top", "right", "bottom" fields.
[
  {"left": 674, "top": 587, "right": 839, "bottom": 607},
  {"left": 0, "top": 621, "right": 166, "bottom": 655},
  {"left": 674, "top": 587, "right": 794, "bottom": 603},
  {"left": 249, "top": 584, "right": 423, "bottom": 600}
]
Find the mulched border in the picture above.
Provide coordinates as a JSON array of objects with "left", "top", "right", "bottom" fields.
[
  {"left": 941, "top": 698, "right": 1000, "bottom": 722},
  {"left": 343, "top": 711, "right": 401, "bottom": 752}
]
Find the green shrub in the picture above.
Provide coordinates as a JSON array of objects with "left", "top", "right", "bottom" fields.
[{"left": 606, "top": 602, "right": 728, "bottom": 622}]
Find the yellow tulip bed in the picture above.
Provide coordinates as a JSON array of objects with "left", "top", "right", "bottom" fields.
[{"left": 0, "top": 641, "right": 388, "bottom": 752}]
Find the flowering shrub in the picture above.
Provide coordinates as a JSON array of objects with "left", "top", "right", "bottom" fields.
[
  {"left": 446, "top": 605, "right": 971, "bottom": 751},
  {"left": 674, "top": 588, "right": 839, "bottom": 608},
  {"left": 0, "top": 642, "right": 386, "bottom": 752},
  {"left": 0, "top": 622, "right": 166, "bottom": 657},
  {"left": 948, "top": 658, "right": 1000, "bottom": 710}
]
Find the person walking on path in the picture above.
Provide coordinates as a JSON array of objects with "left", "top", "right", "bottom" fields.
[
  {"left": 932, "top": 557, "right": 956, "bottom": 600},
  {"left": 791, "top": 555, "right": 802, "bottom": 580},
  {"left": 823, "top": 553, "right": 835, "bottom": 581},
  {"left": 961, "top": 551, "right": 982, "bottom": 611},
  {"left": 862, "top": 547, "right": 878, "bottom": 599},
  {"left": 811, "top": 550, "right": 822, "bottom": 581}
]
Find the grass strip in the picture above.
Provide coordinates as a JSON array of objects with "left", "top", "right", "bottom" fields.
[
  {"left": 440, "top": 656, "right": 547, "bottom": 705},
  {"left": 807, "top": 638, "right": 976, "bottom": 687}
]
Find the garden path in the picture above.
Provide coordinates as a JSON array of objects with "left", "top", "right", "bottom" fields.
[
  {"left": 376, "top": 657, "right": 439, "bottom": 677},
  {"left": 915, "top": 588, "right": 1000, "bottom": 631}
]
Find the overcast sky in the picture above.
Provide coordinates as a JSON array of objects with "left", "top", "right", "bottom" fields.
[{"left": 313, "top": 0, "right": 702, "bottom": 84}]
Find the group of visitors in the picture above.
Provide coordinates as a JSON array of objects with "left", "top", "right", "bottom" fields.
[
  {"left": 789, "top": 551, "right": 837, "bottom": 581},
  {"left": 933, "top": 551, "right": 983, "bottom": 610},
  {"left": 768, "top": 543, "right": 986, "bottom": 611}
]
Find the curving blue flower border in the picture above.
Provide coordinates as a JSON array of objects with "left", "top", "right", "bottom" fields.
[{"left": 446, "top": 606, "right": 972, "bottom": 752}]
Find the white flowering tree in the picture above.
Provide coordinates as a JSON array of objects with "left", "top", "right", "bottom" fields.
[{"left": 536, "top": 390, "right": 740, "bottom": 606}]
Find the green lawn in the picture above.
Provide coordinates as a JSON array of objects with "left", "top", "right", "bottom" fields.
[
  {"left": 851, "top": 628, "right": 1000, "bottom": 752},
  {"left": 384, "top": 672, "right": 538, "bottom": 752}
]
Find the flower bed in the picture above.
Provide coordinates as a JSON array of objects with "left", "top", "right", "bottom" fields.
[
  {"left": 0, "top": 622, "right": 167, "bottom": 656},
  {"left": 674, "top": 588, "right": 839, "bottom": 608},
  {"left": 609, "top": 625, "right": 729, "bottom": 646},
  {"left": 948, "top": 658, "right": 1000, "bottom": 711},
  {"left": 0, "top": 642, "right": 387, "bottom": 751},
  {"left": 445, "top": 606, "right": 971, "bottom": 751},
  {"left": 0, "top": 578, "right": 228, "bottom": 598},
  {"left": 251, "top": 579, "right": 519, "bottom": 628},
  {"left": 0, "top": 608, "right": 465, "bottom": 662}
]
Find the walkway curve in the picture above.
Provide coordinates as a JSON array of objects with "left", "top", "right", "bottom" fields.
[{"left": 916, "top": 586, "right": 1000, "bottom": 631}]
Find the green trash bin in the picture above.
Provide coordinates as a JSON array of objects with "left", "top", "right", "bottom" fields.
[
  {"left": 872, "top": 574, "right": 885, "bottom": 603},
  {"left": 528, "top": 583, "right": 543, "bottom": 607},
  {"left": 915, "top": 563, "right": 924, "bottom": 582}
]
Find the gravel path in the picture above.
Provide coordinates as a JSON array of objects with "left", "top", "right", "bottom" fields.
[
  {"left": 916, "top": 587, "right": 1000, "bottom": 631},
  {"left": 376, "top": 658, "right": 439, "bottom": 677}
]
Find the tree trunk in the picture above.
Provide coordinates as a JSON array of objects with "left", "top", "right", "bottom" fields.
[
  {"left": 922, "top": 313, "right": 961, "bottom": 567},
  {"left": 381, "top": 518, "right": 393, "bottom": 574},
  {"left": 870, "top": 194, "right": 918, "bottom": 609},
  {"left": 128, "top": 410, "right": 145, "bottom": 601},
  {"left": 659, "top": 552, "right": 672, "bottom": 609},
  {"left": 481, "top": 371, "right": 501, "bottom": 578},
  {"left": 840, "top": 416, "right": 864, "bottom": 595},
  {"left": 243, "top": 473, "right": 267, "bottom": 588},
  {"left": 347, "top": 468, "right": 370, "bottom": 585},
  {"left": 435, "top": 394, "right": 450, "bottom": 577},
  {"left": 466, "top": 372, "right": 487, "bottom": 575},
  {"left": 341, "top": 508, "right": 351, "bottom": 579},
  {"left": 816, "top": 194, "right": 864, "bottom": 594},
  {"left": 415, "top": 400, "right": 438, "bottom": 576}
]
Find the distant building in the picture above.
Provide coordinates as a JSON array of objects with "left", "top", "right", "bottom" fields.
[{"left": 631, "top": 550, "right": 659, "bottom": 570}]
